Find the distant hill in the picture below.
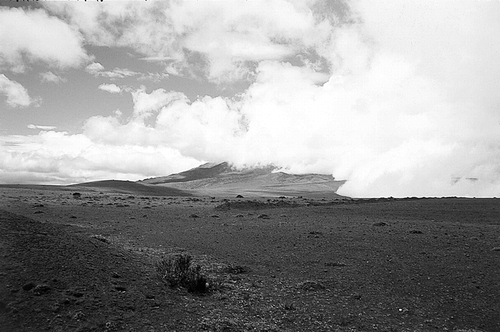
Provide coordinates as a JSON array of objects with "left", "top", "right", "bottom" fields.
[
  {"left": 69, "top": 180, "right": 192, "bottom": 196},
  {"left": 139, "top": 162, "right": 345, "bottom": 198}
]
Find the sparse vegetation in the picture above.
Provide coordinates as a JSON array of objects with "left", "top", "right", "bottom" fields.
[{"left": 155, "top": 253, "right": 209, "bottom": 293}]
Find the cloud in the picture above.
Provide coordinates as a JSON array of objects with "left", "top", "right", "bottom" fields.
[
  {"left": 40, "top": 71, "right": 67, "bottom": 84},
  {"left": 43, "top": 1, "right": 339, "bottom": 82},
  {"left": 0, "top": 74, "right": 40, "bottom": 108},
  {"left": 3, "top": 1, "right": 500, "bottom": 198},
  {"left": 0, "top": 131, "right": 200, "bottom": 185},
  {"left": 98, "top": 83, "right": 122, "bottom": 94},
  {"left": 85, "top": 62, "right": 139, "bottom": 79},
  {"left": 0, "top": 7, "right": 90, "bottom": 72},
  {"left": 27, "top": 124, "right": 57, "bottom": 131}
]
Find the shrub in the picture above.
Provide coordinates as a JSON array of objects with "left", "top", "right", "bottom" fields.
[{"left": 156, "top": 254, "right": 209, "bottom": 293}]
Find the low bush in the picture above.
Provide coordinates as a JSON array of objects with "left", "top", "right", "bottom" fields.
[{"left": 156, "top": 254, "right": 209, "bottom": 293}]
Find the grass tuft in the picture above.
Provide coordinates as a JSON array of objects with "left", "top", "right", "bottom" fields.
[{"left": 156, "top": 253, "right": 209, "bottom": 293}]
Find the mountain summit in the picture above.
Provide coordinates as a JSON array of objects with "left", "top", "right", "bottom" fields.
[{"left": 139, "top": 162, "right": 345, "bottom": 197}]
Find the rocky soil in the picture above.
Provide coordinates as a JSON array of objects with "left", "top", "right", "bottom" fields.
[{"left": 1, "top": 187, "right": 499, "bottom": 331}]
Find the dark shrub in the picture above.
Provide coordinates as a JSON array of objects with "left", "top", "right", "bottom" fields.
[{"left": 156, "top": 254, "right": 209, "bottom": 293}]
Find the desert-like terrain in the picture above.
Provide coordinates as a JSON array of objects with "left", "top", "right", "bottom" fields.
[{"left": 0, "top": 165, "right": 499, "bottom": 331}]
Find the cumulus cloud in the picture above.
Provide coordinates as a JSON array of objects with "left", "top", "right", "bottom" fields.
[
  {"left": 3, "top": 1, "right": 500, "bottom": 198},
  {"left": 98, "top": 83, "right": 122, "bottom": 94},
  {"left": 43, "top": 0, "right": 339, "bottom": 82},
  {"left": 0, "top": 74, "right": 39, "bottom": 108},
  {"left": 0, "top": 7, "right": 90, "bottom": 72},
  {"left": 0, "top": 131, "right": 199, "bottom": 185},
  {"left": 40, "top": 71, "right": 67, "bottom": 84}
]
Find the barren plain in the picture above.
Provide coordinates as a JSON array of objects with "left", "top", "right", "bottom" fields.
[{"left": 1, "top": 185, "right": 499, "bottom": 331}]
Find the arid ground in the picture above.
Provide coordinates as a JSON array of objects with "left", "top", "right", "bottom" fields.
[{"left": 1, "top": 186, "right": 499, "bottom": 331}]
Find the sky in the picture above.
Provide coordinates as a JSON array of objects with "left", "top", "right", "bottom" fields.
[{"left": 1, "top": 0, "right": 500, "bottom": 197}]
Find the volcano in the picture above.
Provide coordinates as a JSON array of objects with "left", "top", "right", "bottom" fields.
[{"left": 139, "top": 162, "right": 345, "bottom": 198}]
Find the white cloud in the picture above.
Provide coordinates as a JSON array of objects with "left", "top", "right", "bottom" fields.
[
  {"left": 0, "top": 74, "right": 40, "bottom": 108},
  {"left": 40, "top": 71, "right": 67, "bottom": 84},
  {"left": 85, "top": 62, "right": 138, "bottom": 79},
  {"left": 85, "top": 62, "right": 105, "bottom": 75},
  {"left": 27, "top": 124, "right": 57, "bottom": 130},
  {"left": 3, "top": 1, "right": 500, "bottom": 198},
  {"left": 43, "top": 1, "right": 337, "bottom": 82},
  {"left": 0, "top": 131, "right": 199, "bottom": 185},
  {"left": 0, "top": 7, "right": 90, "bottom": 72},
  {"left": 98, "top": 83, "right": 122, "bottom": 94}
]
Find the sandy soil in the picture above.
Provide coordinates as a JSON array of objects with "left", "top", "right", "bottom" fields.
[{"left": 1, "top": 187, "right": 499, "bottom": 331}]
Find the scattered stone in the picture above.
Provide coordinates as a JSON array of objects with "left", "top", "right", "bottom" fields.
[
  {"left": 90, "top": 234, "right": 110, "bottom": 243},
  {"left": 112, "top": 272, "right": 121, "bottom": 278},
  {"left": 71, "top": 291, "right": 84, "bottom": 298},
  {"left": 372, "top": 222, "right": 387, "bottom": 227},
  {"left": 115, "top": 286, "right": 127, "bottom": 292},
  {"left": 23, "top": 282, "right": 36, "bottom": 291},
  {"left": 297, "top": 280, "right": 326, "bottom": 291},
  {"left": 409, "top": 230, "right": 423, "bottom": 234},
  {"left": 235, "top": 214, "right": 244, "bottom": 218},
  {"left": 324, "top": 262, "right": 346, "bottom": 267},
  {"left": 33, "top": 204, "right": 44, "bottom": 208},
  {"left": 33, "top": 211, "right": 44, "bottom": 214},
  {"left": 33, "top": 284, "right": 51, "bottom": 296},
  {"left": 190, "top": 214, "right": 200, "bottom": 218},
  {"left": 351, "top": 293, "right": 362, "bottom": 300},
  {"left": 258, "top": 214, "right": 270, "bottom": 219},
  {"left": 211, "top": 214, "right": 220, "bottom": 218}
]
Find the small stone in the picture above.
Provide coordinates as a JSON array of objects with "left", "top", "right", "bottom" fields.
[
  {"left": 491, "top": 247, "right": 500, "bottom": 251},
  {"left": 297, "top": 280, "right": 325, "bottom": 291},
  {"left": 372, "top": 222, "right": 387, "bottom": 227},
  {"left": 33, "top": 284, "right": 51, "bottom": 296},
  {"left": 257, "top": 214, "right": 270, "bottom": 219},
  {"left": 23, "top": 282, "right": 36, "bottom": 291}
]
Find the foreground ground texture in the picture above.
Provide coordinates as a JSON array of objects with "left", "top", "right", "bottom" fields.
[{"left": 0, "top": 187, "right": 499, "bottom": 331}]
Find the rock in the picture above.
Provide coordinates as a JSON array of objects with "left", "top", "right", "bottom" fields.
[
  {"left": 236, "top": 195, "right": 244, "bottom": 198},
  {"left": 297, "top": 280, "right": 326, "bottom": 291},
  {"left": 23, "top": 282, "right": 36, "bottom": 291},
  {"left": 33, "top": 284, "right": 51, "bottom": 296}
]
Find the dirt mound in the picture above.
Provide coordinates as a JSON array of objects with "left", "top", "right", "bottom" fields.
[{"left": 69, "top": 180, "right": 191, "bottom": 196}]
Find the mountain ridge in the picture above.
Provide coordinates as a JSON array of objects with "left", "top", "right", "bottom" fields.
[{"left": 139, "top": 162, "right": 345, "bottom": 197}]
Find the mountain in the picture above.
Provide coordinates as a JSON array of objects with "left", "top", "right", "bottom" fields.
[{"left": 139, "top": 162, "right": 345, "bottom": 198}]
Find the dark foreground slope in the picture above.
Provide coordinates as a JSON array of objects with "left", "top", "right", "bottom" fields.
[{"left": 0, "top": 210, "right": 200, "bottom": 332}]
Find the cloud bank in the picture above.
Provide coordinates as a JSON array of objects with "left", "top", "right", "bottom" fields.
[{"left": 2, "top": 0, "right": 500, "bottom": 198}]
